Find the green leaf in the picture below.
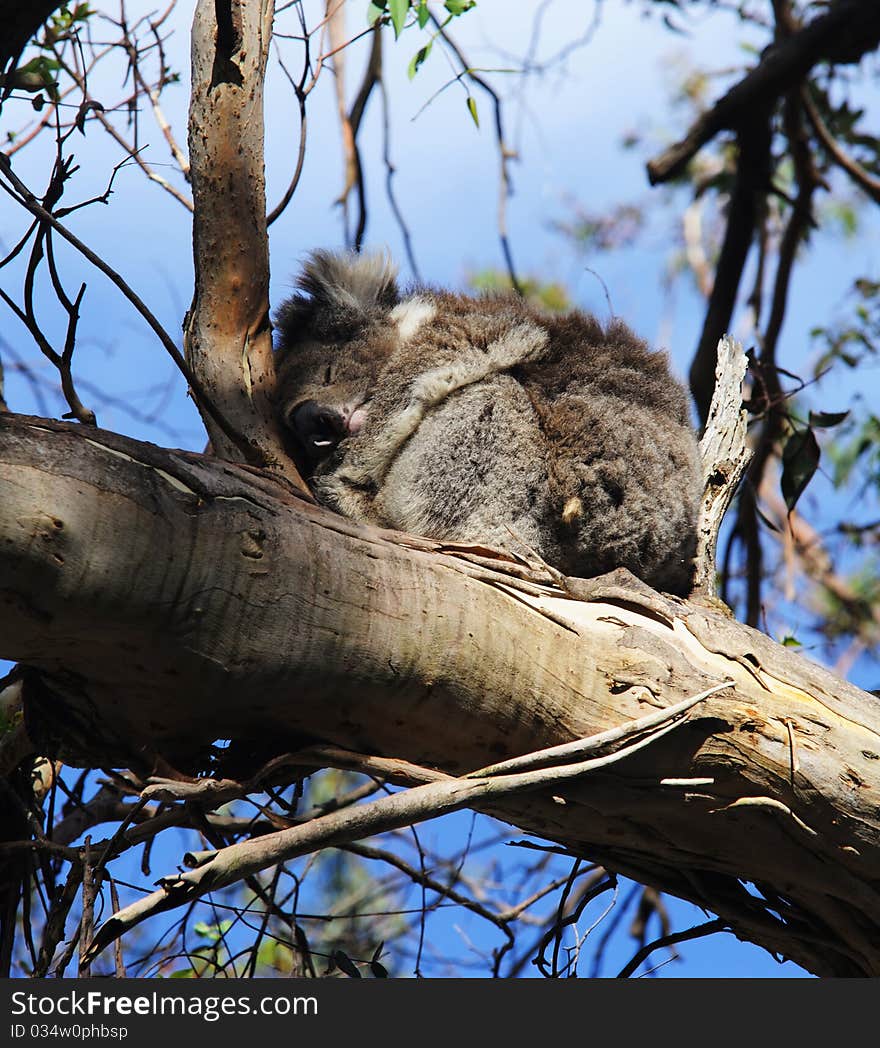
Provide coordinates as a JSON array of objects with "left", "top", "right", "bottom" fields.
[
  {"left": 781, "top": 427, "right": 820, "bottom": 512},
  {"left": 19, "top": 56, "right": 61, "bottom": 77},
  {"left": 444, "top": 0, "right": 476, "bottom": 14},
  {"left": 389, "top": 0, "right": 409, "bottom": 37},
  {"left": 408, "top": 40, "right": 432, "bottom": 79},
  {"left": 370, "top": 941, "right": 388, "bottom": 978},
  {"left": 466, "top": 94, "right": 479, "bottom": 127},
  {"left": 781, "top": 635, "right": 803, "bottom": 648},
  {"left": 808, "top": 409, "right": 850, "bottom": 429},
  {"left": 416, "top": 1, "right": 430, "bottom": 28},
  {"left": 366, "top": 1, "right": 386, "bottom": 26}
]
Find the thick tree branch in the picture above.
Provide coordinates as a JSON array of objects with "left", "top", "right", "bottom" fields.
[
  {"left": 689, "top": 115, "right": 772, "bottom": 423},
  {"left": 2, "top": 414, "right": 880, "bottom": 975}
]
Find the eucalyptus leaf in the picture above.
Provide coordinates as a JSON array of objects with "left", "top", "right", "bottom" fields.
[
  {"left": 366, "top": 1, "right": 386, "bottom": 25},
  {"left": 389, "top": 0, "right": 409, "bottom": 38},
  {"left": 808, "top": 409, "right": 850, "bottom": 429},
  {"left": 408, "top": 41, "right": 432, "bottom": 79},
  {"left": 466, "top": 94, "right": 479, "bottom": 127},
  {"left": 781, "top": 428, "right": 820, "bottom": 512},
  {"left": 332, "top": 949, "right": 362, "bottom": 978}
]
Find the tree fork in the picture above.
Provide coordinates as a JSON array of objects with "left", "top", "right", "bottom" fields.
[{"left": 183, "top": 0, "right": 304, "bottom": 487}]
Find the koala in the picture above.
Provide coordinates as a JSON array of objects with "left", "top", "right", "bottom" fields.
[{"left": 274, "top": 249, "right": 702, "bottom": 595}]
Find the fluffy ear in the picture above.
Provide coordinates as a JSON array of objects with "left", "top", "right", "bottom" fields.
[
  {"left": 299, "top": 248, "right": 399, "bottom": 312},
  {"left": 275, "top": 249, "right": 400, "bottom": 351}
]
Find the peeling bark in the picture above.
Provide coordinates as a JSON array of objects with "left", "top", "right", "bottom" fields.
[
  {"left": 184, "top": 0, "right": 304, "bottom": 487},
  {"left": 2, "top": 413, "right": 880, "bottom": 976}
]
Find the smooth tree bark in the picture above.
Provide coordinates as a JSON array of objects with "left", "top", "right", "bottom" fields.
[{"left": 2, "top": 411, "right": 880, "bottom": 976}]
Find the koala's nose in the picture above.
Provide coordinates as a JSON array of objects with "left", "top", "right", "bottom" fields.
[{"left": 289, "top": 400, "right": 348, "bottom": 461}]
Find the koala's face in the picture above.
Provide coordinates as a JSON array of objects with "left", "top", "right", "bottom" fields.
[
  {"left": 275, "top": 326, "right": 397, "bottom": 477},
  {"left": 273, "top": 250, "right": 403, "bottom": 477}
]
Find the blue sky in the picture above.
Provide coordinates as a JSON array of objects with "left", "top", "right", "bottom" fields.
[{"left": 3, "top": 0, "right": 879, "bottom": 977}]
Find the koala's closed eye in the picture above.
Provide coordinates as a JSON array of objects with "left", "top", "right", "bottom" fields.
[{"left": 273, "top": 248, "right": 701, "bottom": 596}]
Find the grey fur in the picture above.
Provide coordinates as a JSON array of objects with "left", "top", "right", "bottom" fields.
[{"left": 274, "top": 249, "right": 701, "bottom": 594}]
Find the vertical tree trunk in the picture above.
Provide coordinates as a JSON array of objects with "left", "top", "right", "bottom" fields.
[{"left": 184, "top": 0, "right": 304, "bottom": 487}]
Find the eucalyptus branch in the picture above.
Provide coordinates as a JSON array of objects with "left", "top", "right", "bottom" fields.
[
  {"left": 379, "top": 76, "right": 421, "bottom": 281},
  {"left": 801, "top": 86, "right": 880, "bottom": 205},
  {"left": 83, "top": 682, "right": 723, "bottom": 962},
  {"left": 267, "top": 45, "right": 309, "bottom": 225},
  {"left": 647, "top": 0, "right": 880, "bottom": 185},
  {"left": 616, "top": 917, "right": 727, "bottom": 978}
]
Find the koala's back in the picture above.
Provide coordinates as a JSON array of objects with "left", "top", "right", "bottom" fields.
[
  {"left": 274, "top": 251, "right": 702, "bottom": 595},
  {"left": 517, "top": 308, "right": 701, "bottom": 591},
  {"left": 368, "top": 299, "right": 699, "bottom": 591},
  {"left": 376, "top": 375, "right": 556, "bottom": 557}
]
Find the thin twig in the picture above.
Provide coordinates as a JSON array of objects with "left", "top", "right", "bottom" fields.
[
  {"left": 616, "top": 917, "right": 727, "bottom": 978},
  {"left": 800, "top": 85, "right": 880, "bottom": 204},
  {"left": 0, "top": 154, "right": 248, "bottom": 455},
  {"left": 429, "top": 14, "right": 522, "bottom": 293}
]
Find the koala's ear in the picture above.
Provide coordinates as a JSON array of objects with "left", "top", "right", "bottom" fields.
[
  {"left": 275, "top": 249, "right": 399, "bottom": 351},
  {"left": 299, "top": 248, "right": 399, "bottom": 313}
]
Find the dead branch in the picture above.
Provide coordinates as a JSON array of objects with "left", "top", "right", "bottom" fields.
[
  {"left": 83, "top": 692, "right": 715, "bottom": 963},
  {"left": 694, "top": 335, "right": 751, "bottom": 596}
]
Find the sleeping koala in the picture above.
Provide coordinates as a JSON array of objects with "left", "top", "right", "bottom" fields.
[{"left": 274, "top": 249, "right": 701, "bottom": 594}]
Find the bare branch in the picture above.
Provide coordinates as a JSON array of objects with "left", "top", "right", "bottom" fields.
[
  {"left": 84, "top": 692, "right": 716, "bottom": 963},
  {"left": 801, "top": 86, "right": 880, "bottom": 205},
  {"left": 0, "top": 153, "right": 245, "bottom": 447},
  {"left": 616, "top": 917, "right": 727, "bottom": 978},
  {"left": 429, "top": 15, "right": 522, "bottom": 293}
]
